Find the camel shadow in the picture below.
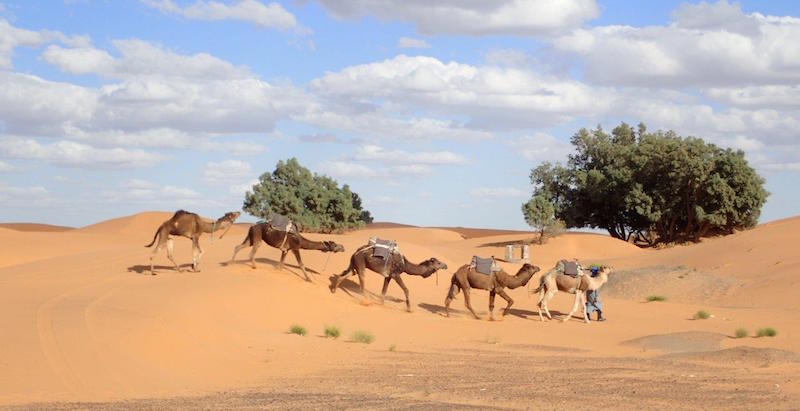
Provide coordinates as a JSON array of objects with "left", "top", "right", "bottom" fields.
[
  {"left": 333, "top": 277, "right": 405, "bottom": 303},
  {"left": 127, "top": 264, "right": 193, "bottom": 275}
]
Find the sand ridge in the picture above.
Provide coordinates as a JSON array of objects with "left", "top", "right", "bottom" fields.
[{"left": 0, "top": 211, "right": 798, "bottom": 407}]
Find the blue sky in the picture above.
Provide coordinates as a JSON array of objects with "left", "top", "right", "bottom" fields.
[{"left": 1, "top": 0, "right": 798, "bottom": 229}]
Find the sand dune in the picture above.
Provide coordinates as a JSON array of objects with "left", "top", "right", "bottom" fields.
[{"left": 1, "top": 212, "right": 798, "bottom": 407}]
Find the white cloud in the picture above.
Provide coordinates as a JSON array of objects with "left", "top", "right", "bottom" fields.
[
  {"left": 103, "top": 179, "right": 201, "bottom": 205},
  {"left": 0, "top": 137, "right": 166, "bottom": 168},
  {"left": 0, "top": 183, "right": 51, "bottom": 208},
  {"left": 0, "top": 19, "right": 90, "bottom": 69},
  {"left": 318, "top": 0, "right": 599, "bottom": 36},
  {"left": 552, "top": 1, "right": 800, "bottom": 87},
  {"left": 397, "top": 37, "right": 430, "bottom": 49},
  {"left": 507, "top": 133, "right": 573, "bottom": 163},
  {"left": 469, "top": 187, "right": 528, "bottom": 198},
  {"left": 352, "top": 145, "right": 467, "bottom": 165},
  {"left": 142, "top": 0, "right": 297, "bottom": 30},
  {"left": 229, "top": 179, "right": 258, "bottom": 196},
  {"left": 202, "top": 159, "right": 253, "bottom": 185},
  {"left": 317, "top": 161, "right": 378, "bottom": 179},
  {"left": 0, "top": 160, "right": 14, "bottom": 172}
]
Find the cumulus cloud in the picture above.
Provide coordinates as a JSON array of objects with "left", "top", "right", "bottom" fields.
[
  {"left": 552, "top": 0, "right": 800, "bottom": 87},
  {"left": 0, "top": 137, "right": 166, "bottom": 168},
  {"left": 318, "top": 0, "right": 599, "bottom": 36},
  {"left": 352, "top": 145, "right": 467, "bottom": 165},
  {"left": 202, "top": 159, "right": 253, "bottom": 185},
  {"left": 0, "top": 183, "right": 50, "bottom": 207},
  {"left": 507, "top": 132, "right": 574, "bottom": 163},
  {"left": 0, "top": 19, "right": 90, "bottom": 69},
  {"left": 397, "top": 37, "right": 430, "bottom": 49},
  {"left": 0, "top": 160, "right": 15, "bottom": 172},
  {"left": 469, "top": 187, "right": 528, "bottom": 198},
  {"left": 142, "top": 0, "right": 297, "bottom": 30},
  {"left": 102, "top": 179, "right": 201, "bottom": 205}
]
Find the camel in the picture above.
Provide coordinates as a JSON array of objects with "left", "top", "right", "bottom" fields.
[
  {"left": 228, "top": 223, "right": 344, "bottom": 281},
  {"left": 328, "top": 244, "right": 448, "bottom": 312},
  {"left": 145, "top": 210, "right": 240, "bottom": 275},
  {"left": 532, "top": 263, "right": 612, "bottom": 323},
  {"left": 444, "top": 263, "right": 540, "bottom": 320}
]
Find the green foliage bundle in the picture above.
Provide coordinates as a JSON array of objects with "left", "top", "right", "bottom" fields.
[
  {"left": 522, "top": 194, "right": 566, "bottom": 244},
  {"left": 243, "top": 158, "right": 373, "bottom": 233},
  {"left": 526, "top": 123, "right": 768, "bottom": 245}
]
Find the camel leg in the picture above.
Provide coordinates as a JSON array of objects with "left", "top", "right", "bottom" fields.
[
  {"left": 278, "top": 250, "right": 288, "bottom": 270},
  {"left": 191, "top": 237, "right": 201, "bottom": 272},
  {"left": 229, "top": 242, "right": 249, "bottom": 265},
  {"left": 462, "top": 287, "right": 480, "bottom": 320},
  {"left": 497, "top": 288, "right": 514, "bottom": 317},
  {"left": 291, "top": 249, "right": 311, "bottom": 282},
  {"left": 488, "top": 290, "right": 497, "bottom": 321},
  {"left": 393, "top": 275, "right": 412, "bottom": 312},
  {"left": 444, "top": 282, "right": 461, "bottom": 317},
  {"left": 580, "top": 292, "right": 589, "bottom": 323},
  {"left": 150, "top": 240, "right": 167, "bottom": 275},
  {"left": 536, "top": 288, "right": 545, "bottom": 321},
  {"left": 562, "top": 292, "right": 582, "bottom": 323},
  {"left": 194, "top": 238, "right": 204, "bottom": 272},
  {"left": 329, "top": 268, "right": 350, "bottom": 293},
  {"left": 248, "top": 240, "right": 261, "bottom": 269},
  {"left": 380, "top": 277, "right": 391, "bottom": 305},
  {"left": 543, "top": 289, "right": 556, "bottom": 320},
  {"left": 166, "top": 238, "right": 182, "bottom": 273}
]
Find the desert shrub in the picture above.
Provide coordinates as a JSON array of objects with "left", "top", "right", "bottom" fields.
[
  {"left": 388, "top": 344, "right": 396, "bottom": 352},
  {"left": 324, "top": 325, "right": 341, "bottom": 339},
  {"left": 734, "top": 328, "right": 748, "bottom": 338},
  {"left": 693, "top": 310, "right": 710, "bottom": 320},
  {"left": 756, "top": 328, "right": 777, "bottom": 337},
  {"left": 646, "top": 295, "right": 666, "bottom": 302},
  {"left": 289, "top": 324, "right": 307, "bottom": 336},
  {"left": 351, "top": 330, "right": 374, "bottom": 344}
]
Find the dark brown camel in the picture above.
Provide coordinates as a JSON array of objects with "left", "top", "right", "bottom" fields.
[
  {"left": 228, "top": 223, "right": 344, "bottom": 281},
  {"left": 145, "top": 210, "right": 240, "bottom": 275},
  {"left": 444, "top": 263, "right": 540, "bottom": 320},
  {"left": 328, "top": 244, "right": 448, "bottom": 312}
]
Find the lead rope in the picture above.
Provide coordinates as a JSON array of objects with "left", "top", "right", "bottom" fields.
[
  {"left": 210, "top": 220, "right": 217, "bottom": 245},
  {"left": 323, "top": 251, "right": 332, "bottom": 273}
]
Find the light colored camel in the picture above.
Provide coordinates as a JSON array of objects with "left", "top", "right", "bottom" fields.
[
  {"left": 532, "top": 264, "right": 612, "bottom": 323},
  {"left": 145, "top": 210, "right": 240, "bottom": 275},
  {"left": 328, "top": 244, "right": 448, "bottom": 312},
  {"left": 228, "top": 222, "right": 344, "bottom": 281},
  {"left": 444, "top": 263, "right": 540, "bottom": 320}
]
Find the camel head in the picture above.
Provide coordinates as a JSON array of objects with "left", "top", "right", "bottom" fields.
[
  {"left": 420, "top": 257, "right": 448, "bottom": 278},
  {"left": 324, "top": 241, "right": 345, "bottom": 253},
  {"left": 217, "top": 211, "right": 241, "bottom": 239},
  {"left": 519, "top": 263, "right": 541, "bottom": 276}
]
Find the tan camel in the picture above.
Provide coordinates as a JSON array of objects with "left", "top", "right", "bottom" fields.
[
  {"left": 532, "top": 263, "right": 612, "bottom": 323},
  {"left": 328, "top": 244, "right": 448, "bottom": 312},
  {"left": 145, "top": 210, "right": 240, "bottom": 275},
  {"left": 444, "top": 263, "right": 540, "bottom": 320},
  {"left": 227, "top": 222, "right": 344, "bottom": 281}
]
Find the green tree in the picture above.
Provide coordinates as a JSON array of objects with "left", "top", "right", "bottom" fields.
[
  {"left": 243, "top": 158, "right": 372, "bottom": 233},
  {"left": 522, "top": 194, "right": 564, "bottom": 244},
  {"left": 526, "top": 123, "right": 768, "bottom": 245}
]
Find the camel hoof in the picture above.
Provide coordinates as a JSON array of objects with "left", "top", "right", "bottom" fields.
[{"left": 561, "top": 318, "right": 569, "bottom": 323}]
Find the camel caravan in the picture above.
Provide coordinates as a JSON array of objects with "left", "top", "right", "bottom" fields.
[{"left": 146, "top": 210, "right": 612, "bottom": 322}]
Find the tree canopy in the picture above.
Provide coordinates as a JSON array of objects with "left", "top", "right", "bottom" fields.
[
  {"left": 243, "top": 158, "right": 373, "bottom": 233},
  {"left": 526, "top": 123, "right": 768, "bottom": 245}
]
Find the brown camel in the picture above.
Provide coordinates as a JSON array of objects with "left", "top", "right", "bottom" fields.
[
  {"left": 444, "top": 263, "right": 540, "bottom": 320},
  {"left": 328, "top": 244, "right": 448, "bottom": 312},
  {"left": 145, "top": 210, "right": 240, "bottom": 275},
  {"left": 532, "top": 264, "right": 612, "bottom": 323},
  {"left": 228, "top": 223, "right": 344, "bottom": 281}
]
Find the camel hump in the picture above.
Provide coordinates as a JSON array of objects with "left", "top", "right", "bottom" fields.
[{"left": 173, "top": 209, "right": 195, "bottom": 218}]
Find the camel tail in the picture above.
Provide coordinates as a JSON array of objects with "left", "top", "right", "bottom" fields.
[
  {"left": 144, "top": 228, "right": 160, "bottom": 247},
  {"left": 531, "top": 277, "right": 545, "bottom": 294}
]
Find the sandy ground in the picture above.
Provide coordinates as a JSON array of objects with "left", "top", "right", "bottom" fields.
[{"left": 1, "top": 212, "right": 799, "bottom": 409}]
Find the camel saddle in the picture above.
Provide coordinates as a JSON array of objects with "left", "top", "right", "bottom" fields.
[
  {"left": 267, "top": 213, "right": 294, "bottom": 232},
  {"left": 368, "top": 237, "right": 397, "bottom": 259},
  {"left": 470, "top": 256, "right": 499, "bottom": 276},
  {"left": 560, "top": 259, "right": 581, "bottom": 277}
]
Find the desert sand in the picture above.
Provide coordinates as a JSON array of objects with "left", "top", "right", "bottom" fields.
[{"left": 1, "top": 212, "right": 799, "bottom": 409}]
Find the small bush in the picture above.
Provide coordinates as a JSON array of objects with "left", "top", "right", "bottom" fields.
[
  {"left": 389, "top": 344, "right": 396, "bottom": 352},
  {"left": 693, "top": 310, "right": 710, "bottom": 320},
  {"left": 734, "top": 328, "right": 748, "bottom": 338},
  {"left": 756, "top": 328, "right": 777, "bottom": 338},
  {"left": 351, "top": 330, "right": 374, "bottom": 344},
  {"left": 324, "top": 325, "right": 341, "bottom": 339},
  {"left": 646, "top": 295, "right": 666, "bottom": 302},
  {"left": 289, "top": 324, "right": 307, "bottom": 336}
]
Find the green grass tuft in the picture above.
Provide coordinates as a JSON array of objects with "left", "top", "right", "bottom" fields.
[
  {"left": 646, "top": 295, "right": 667, "bottom": 302},
  {"left": 388, "top": 344, "right": 396, "bottom": 352},
  {"left": 288, "top": 324, "right": 307, "bottom": 336},
  {"left": 693, "top": 310, "right": 710, "bottom": 320},
  {"left": 324, "top": 325, "right": 341, "bottom": 339},
  {"left": 756, "top": 327, "right": 777, "bottom": 338},
  {"left": 734, "top": 328, "right": 748, "bottom": 338},
  {"left": 351, "top": 330, "right": 374, "bottom": 344}
]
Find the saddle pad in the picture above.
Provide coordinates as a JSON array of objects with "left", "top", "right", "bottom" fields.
[
  {"left": 369, "top": 237, "right": 397, "bottom": 259},
  {"left": 563, "top": 260, "right": 579, "bottom": 276},
  {"left": 472, "top": 256, "right": 496, "bottom": 275},
  {"left": 268, "top": 213, "right": 293, "bottom": 232}
]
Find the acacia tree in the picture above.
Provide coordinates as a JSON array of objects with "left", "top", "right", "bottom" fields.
[
  {"left": 526, "top": 123, "right": 768, "bottom": 245},
  {"left": 521, "top": 194, "right": 564, "bottom": 244},
  {"left": 243, "top": 158, "right": 372, "bottom": 233}
]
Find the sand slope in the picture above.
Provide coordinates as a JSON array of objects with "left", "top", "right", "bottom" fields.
[{"left": 0, "top": 212, "right": 798, "bottom": 407}]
